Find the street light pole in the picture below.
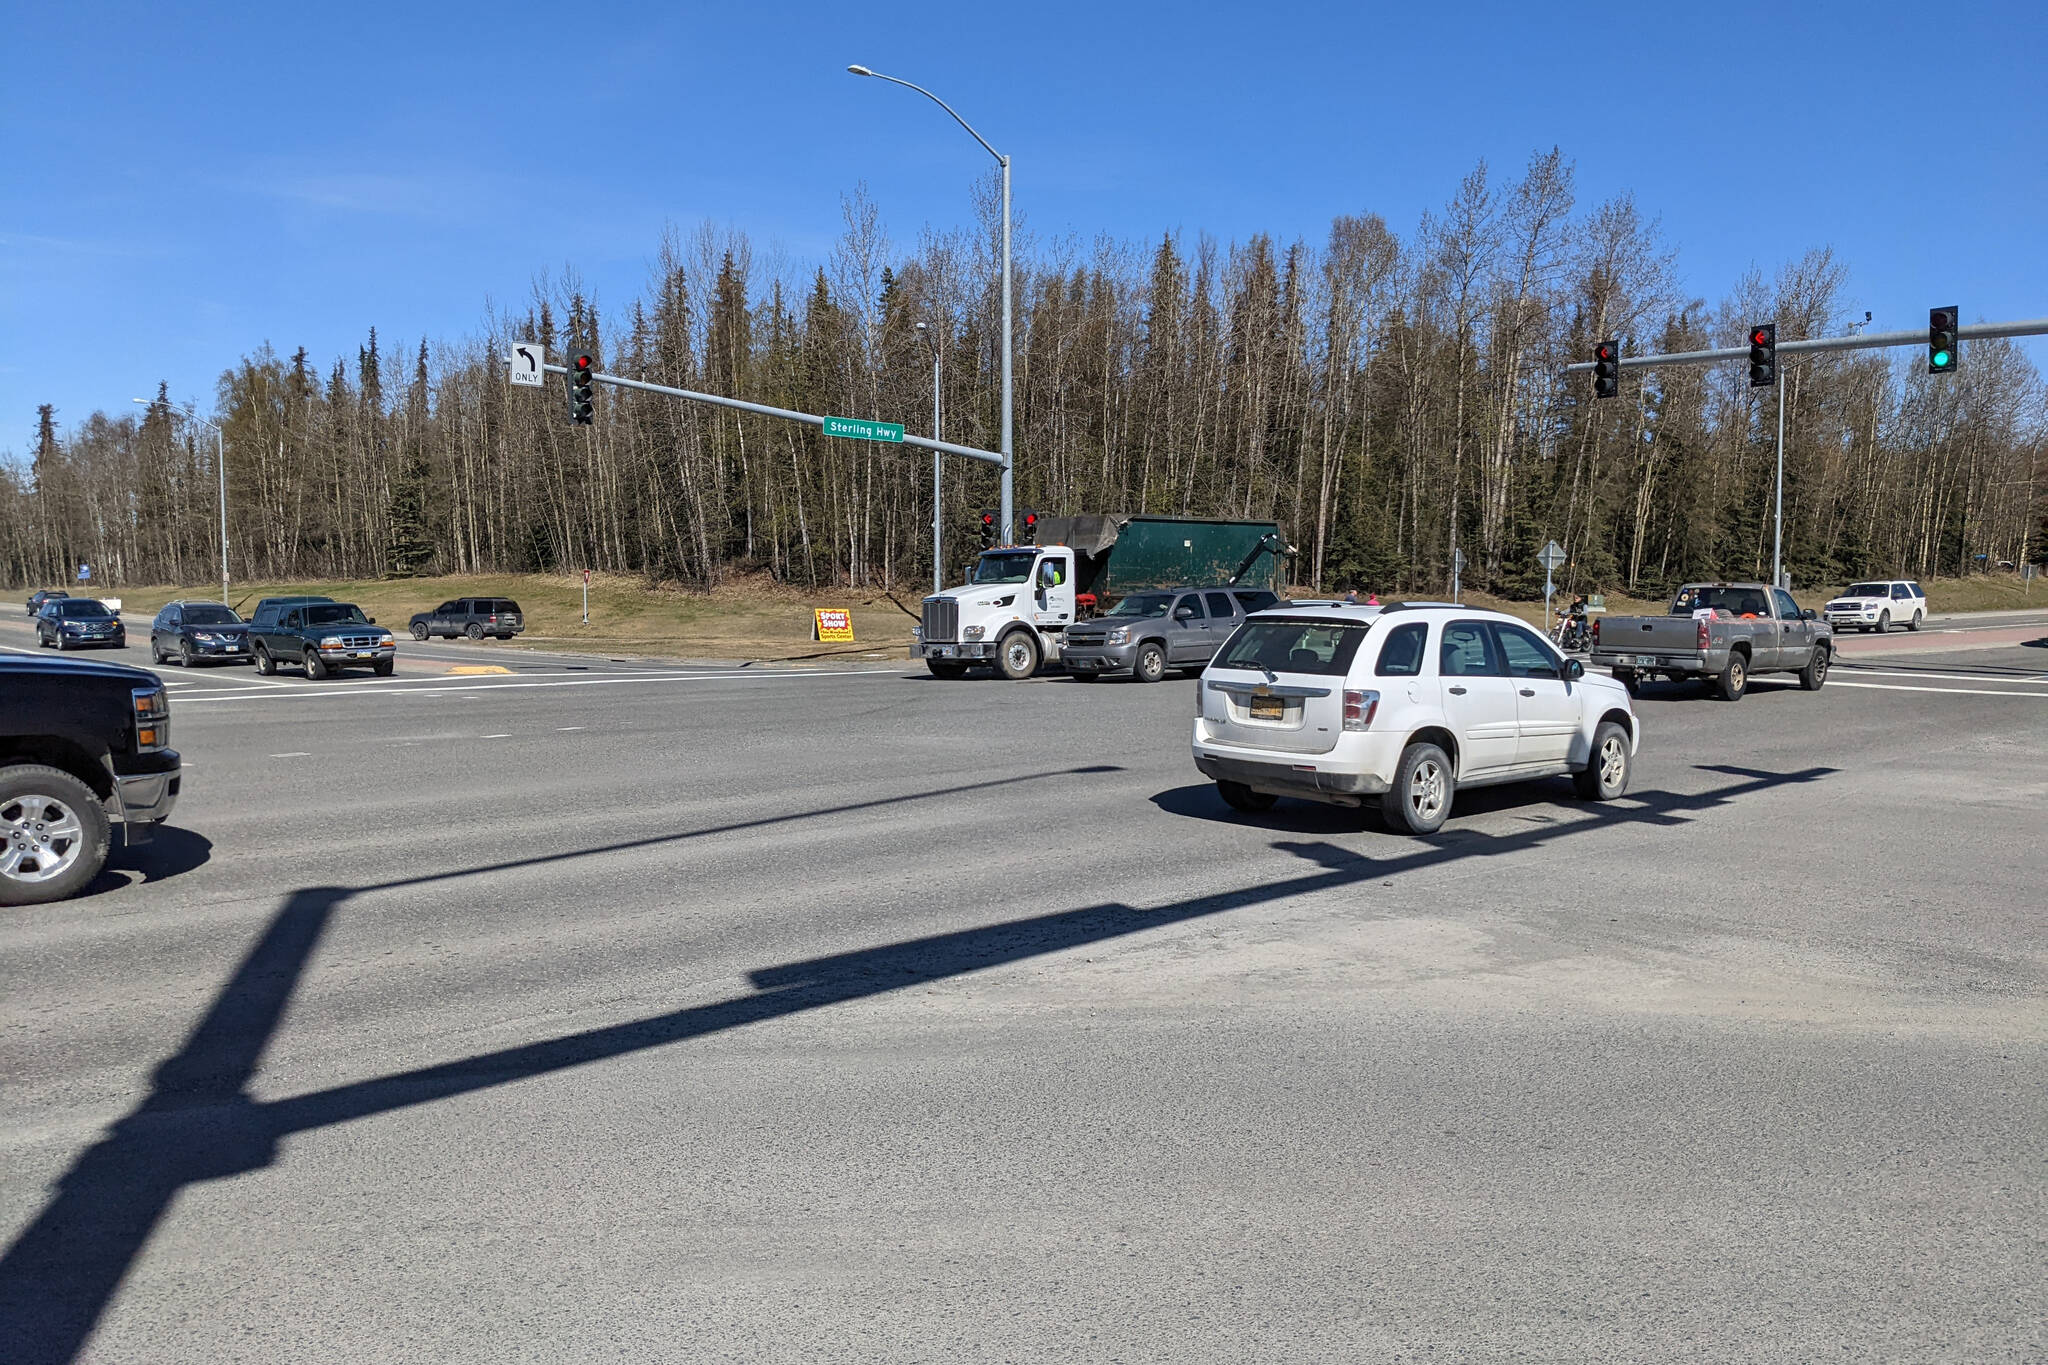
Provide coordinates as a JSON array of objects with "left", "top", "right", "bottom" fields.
[
  {"left": 916, "top": 321, "right": 943, "bottom": 592},
  {"left": 136, "top": 399, "right": 228, "bottom": 604},
  {"left": 847, "top": 64, "right": 1013, "bottom": 544}
]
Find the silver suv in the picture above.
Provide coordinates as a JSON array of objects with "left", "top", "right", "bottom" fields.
[{"left": 1061, "top": 588, "right": 1278, "bottom": 683}]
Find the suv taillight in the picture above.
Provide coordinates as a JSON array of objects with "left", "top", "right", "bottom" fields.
[
  {"left": 131, "top": 685, "right": 169, "bottom": 753},
  {"left": 1343, "top": 689, "right": 1379, "bottom": 731}
]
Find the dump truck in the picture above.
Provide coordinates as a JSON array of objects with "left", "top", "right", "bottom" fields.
[{"left": 912, "top": 514, "right": 1292, "bottom": 680}]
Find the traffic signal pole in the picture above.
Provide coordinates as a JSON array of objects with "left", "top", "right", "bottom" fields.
[
  {"left": 530, "top": 362, "right": 1007, "bottom": 468},
  {"left": 1562, "top": 316, "right": 2048, "bottom": 376}
]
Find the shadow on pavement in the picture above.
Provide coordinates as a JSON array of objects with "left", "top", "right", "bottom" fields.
[
  {"left": 0, "top": 762, "right": 1832, "bottom": 1363},
  {"left": 78, "top": 826, "right": 214, "bottom": 899}
]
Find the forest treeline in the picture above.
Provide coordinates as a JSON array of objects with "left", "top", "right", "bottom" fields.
[{"left": 6, "top": 150, "right": 2043, "bottom": 599}]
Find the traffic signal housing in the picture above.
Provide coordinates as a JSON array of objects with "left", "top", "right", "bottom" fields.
[
  {"left": 1928, "top": 306, "right": 1958, "bottom": 374},
  {"left": 567, "top": 344, "right": 596, "bottom": 425},
  {"left": 1747, "top": 323, "right": 1777, "bottom": 388},
  {"left": 1593, "top": 341, "right": 1620, "bottom": 399},
  {"left": 1020, "top": 509, "right": 1040, "bottom": 539},
  {"left": 978, "top": 511, "right": 997, "bottom": 547}
]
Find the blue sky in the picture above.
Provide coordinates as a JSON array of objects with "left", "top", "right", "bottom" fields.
[{"left": 6, "top": 1, "right": 2044, "bottom": 452}]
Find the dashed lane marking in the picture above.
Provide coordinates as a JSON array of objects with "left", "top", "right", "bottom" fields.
[
  {"left": 1827, "top": 681, "right": 2048, "bottom": 699},
  {"left": 267, "top": 752, "right": 312, "bottom": 758}
]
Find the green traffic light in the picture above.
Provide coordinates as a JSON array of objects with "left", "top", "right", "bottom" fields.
[{"left": 1933, "top": 349, "right": 1952, "bottom": 369}]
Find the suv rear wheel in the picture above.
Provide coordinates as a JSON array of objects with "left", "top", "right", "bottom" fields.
[
  {"left": 1217, "top": 780, "right": 1277, "bottom": 813},
  {"left": 0, "top": 765, "right": 110, "bottom": 906},
  {"left": 410, "top": 622, "right": 428, "bottom": 641},
  {"left": 1381, "top": 742, "right": 1453, "bottom": 835},
  {"left": 464, "top": 623, "right": 484, "bottom": 641}
]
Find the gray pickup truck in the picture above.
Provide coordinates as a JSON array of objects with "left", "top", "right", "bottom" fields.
[{"left": 1590, "top": 582, "right": 1832, "bottom": 700}]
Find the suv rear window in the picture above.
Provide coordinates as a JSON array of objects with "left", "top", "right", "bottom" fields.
[
  {"left": 491, "top": 599, "right": 521, "bottom": 614},
  {"left": 1230, "top": 590, "right": 1279, "bottom": 613},
  {"left": 1375, "top": 622, "right": 1427, "bottom": 676},
  {"left": 1213, "top": 620, "right": 1370, "bottom": 677}
]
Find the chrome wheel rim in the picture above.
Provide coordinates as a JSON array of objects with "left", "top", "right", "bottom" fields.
[
  {"left": 1730, "top": 660, "right": 1744, "bottom": 690},
  {"left": 1, "top": 792, "right": 86, "bottom": 885},
  {"left": 1005, "top": 639, "right": 1033, "bottom": 673},
  {"left": 1813, "top": 654, "right": 1828, "bottom": 683},
  {"left": 1407, "top": 759, "right": 1446, "bottom": 823},
  {"left": 1598, "top": 736, "right": 1626, "bottom": 790}
]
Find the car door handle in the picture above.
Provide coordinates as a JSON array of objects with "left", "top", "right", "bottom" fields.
[
  {"left": 1519, "top": 688, "right": 1536, "bottom": 697},
  {"left": 1448, "top": 685, "right": 1467, "bottom": 695}
]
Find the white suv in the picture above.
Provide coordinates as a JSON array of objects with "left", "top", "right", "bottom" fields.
[
  {"left": 1191, "top": 603, "right": 1640, "bottom": 834},
  {"left": 1824, "top": 580, "right": 1926, "bottom": 633}
]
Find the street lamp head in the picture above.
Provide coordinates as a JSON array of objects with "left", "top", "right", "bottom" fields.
[
  {"left": 846, "top": 64, "right": 874, "bottom": 77},
  {"left": 131, "top": 398, "right": 148, "bottom": 405}
]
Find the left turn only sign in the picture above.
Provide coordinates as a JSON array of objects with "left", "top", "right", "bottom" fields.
[{"left": 509, "top": 341, "right": 544, "bottom": 387}]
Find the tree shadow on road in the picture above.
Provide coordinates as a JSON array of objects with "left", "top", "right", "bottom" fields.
[{"left": 0, "top": 763, "right": 1833, "bottom": 1364}]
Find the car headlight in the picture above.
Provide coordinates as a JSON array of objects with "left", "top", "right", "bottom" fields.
[
  {"left": 320, "top": 635, "right": 344, "bottom": 647},
  {"left": 1106, "top": 626, "right": 1130, "bottom": 645},
  {"left": 963, "top": 625, "right": 986, "bottom": 641},
  {"left": 191, "top": 631, "right": 218, "bottom": 642},
  {"left": 378, "top": 634, "right": 394, "bottom": 646}
]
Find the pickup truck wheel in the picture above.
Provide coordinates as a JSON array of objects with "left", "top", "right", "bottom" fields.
[
  {"left": 1381, "top": 742, "right": 1453, "bottom": 835},
  {"left": 1908, "top": 611, "right": 1923, "bottom": 632},
  {"left": 1876, "top": 609, "right": 1891, "bottom": 633},
  {"left": 1614, "top": 669, "right": 1641, "bottom": 697},
  {"left": 1715, "top": 653, "right": 1748, "bottom": 701},
  {"left": 1217, "top": 780, "right": 1277, "bottom": 813},
  {"left": 410, "top": 622, "right": 428, "bottom": 641},
  {"left": 1573, "top": 722, "right": 1632, "bottom": 801},
  {"left": 253, "top": 645, "right": 275, "bottom": 675},
  {"left": 996, "top": 631, "right": 1041, "bottom": 680},
  {"left": 1133, "top": 642, "right": 1167, "bottom": 684},
  {"left": 304, "top": 649, "right": 331, "bottom": 680},
  {"left": 373, "top": 659, "right": 394, "bottom": 677},
  {"left": 464, "top": 623, "right": 484, "bottom": 641},
  {"left": 0, "top": 766, "right": 110, "bottom": 907},
  {"left": 925, "top": 660, "right": 968, "bottom": 680},
  {"left": 1798, "top": 646, "right": 1830, "bottom": 691}
]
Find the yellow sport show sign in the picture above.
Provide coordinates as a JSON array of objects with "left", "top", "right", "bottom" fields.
[{"left": 813, "top": 609, "right": 855, "bottom": 643}]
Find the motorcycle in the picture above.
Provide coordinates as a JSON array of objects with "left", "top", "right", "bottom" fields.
[{"left": 1552, "top": 611, "right": 1592, "bottom": 653}]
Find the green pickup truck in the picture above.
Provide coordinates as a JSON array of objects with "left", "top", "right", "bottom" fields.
[{"left": 248, "top": 599, "right": 397, "bottom": 678}]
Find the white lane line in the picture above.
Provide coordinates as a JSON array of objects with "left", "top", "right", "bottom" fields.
[
  {"left": 1836, "top": 668, "right": 2048, "bottom": 685},
  {"left": 175, "top": 668, "right": 890, "bottom": 703},
  {"left": 556, "top": 726, "right": 586, "bottom": 731},
  {"left": 480, "top": 733, "right": 511, "bottom": 739},
  {"left": 1829, "top": 681, "right": 2048, "bottom": 698},
  {"left": 268, "top": 751, "right": 312, "bottom": 758}
]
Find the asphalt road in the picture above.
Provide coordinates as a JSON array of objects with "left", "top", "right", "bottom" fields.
[{"left": 3, "top": 613, "right": 2045, "bottom": 1362}]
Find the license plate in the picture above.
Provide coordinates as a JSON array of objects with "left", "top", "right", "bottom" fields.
[
  {"left": 227, "top": 644, "right": 244, "bottom": 651},
  {"left": 350, "top": 651, "right": 370, "bottom": 659},
  {"left": 1249, "top": 695, "right": 1286, "bottom": 721},
  {"left": 1631, "top": 655, "right": 1659, "bottom": 667}
]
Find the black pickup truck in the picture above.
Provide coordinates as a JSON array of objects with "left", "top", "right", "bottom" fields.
[{"left": 0, "top": 655, "right": 181, "bottom": 904}]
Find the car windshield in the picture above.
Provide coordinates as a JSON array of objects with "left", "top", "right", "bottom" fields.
[
  {"left": 1104, "top": 592, "right": 1173, "bottom": 619},
  {"left": 182, "top": 605, "right": 241, "bottom": 625},
  {"left": 1671, "top": 587, "right": 1770, "bottom": 617},
  {"left": 1212, "top": 619, "right": 1370, "bottom": 677},
  {"left": 57, "top": 601, "right": 115, "bottom": 619},
  {"left": 971, "top": 552, "right": 1037, "bottom": 585},
  {"left": 1845, "top": 583, "right": 1890, "bottom": 597},
  {"left": 304, "top": 604, "right": 371, "bottom": 626}
]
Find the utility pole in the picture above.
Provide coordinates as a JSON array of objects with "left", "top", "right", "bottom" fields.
[{"left": 917, "top": 321, "right": 943, "bottom": 592}]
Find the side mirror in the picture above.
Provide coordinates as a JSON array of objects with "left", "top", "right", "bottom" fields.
[
  {"left": 1562, "top": 658, "right": 1585, "bottom": 681},
  {"left": 367, "top": 616, "right": 377, "bottom": 625},
  {"left": 1802, "top": 608, "right": 1818, "bottom": 621},
  {"left": 1175, "top": 606, "right": 1196, "bottom": 620}
]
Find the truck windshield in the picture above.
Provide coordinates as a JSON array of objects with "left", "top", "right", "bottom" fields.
[
  {"left": 1844, "top": 583, "right": 1889, "bottom": 597},
  {"left": 304, "top": 604, "right": 371, "bottom": 626},
  {"left": 182, "top": 604, "right": 241, "bottom": 625},
  {"left": 972, "top": 552, "right": 1037, "bottom": 585},
  {"left": 56, "top": 601, "right": 115, "bottom": 619},
  {"left": 1104, "top": 593, "right": 1172, "bottom": 619},
  {"left": 1213, "top": 620, "right": 1369, "bottom": 677},
  {"left": 1671, "top": 587, "right": 1770, "bottom": 617}
]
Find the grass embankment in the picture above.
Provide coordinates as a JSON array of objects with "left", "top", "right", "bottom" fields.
[
  {"left": 84, "top": 573, "right": 921, "bottom": 663},
  {"left": 63, "top": 571, "right": 2044, "bottom": 663}
]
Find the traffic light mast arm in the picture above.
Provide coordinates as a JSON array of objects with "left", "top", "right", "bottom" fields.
[
  {"left": 536, "top": 362, "right": 1008, "bottom": 468},
  {"left": 1560, "top": 316, "right": 2048, "bottom": 373}
]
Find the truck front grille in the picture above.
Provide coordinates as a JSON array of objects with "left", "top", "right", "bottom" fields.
[
  {"left": 333, "top": 634, "right": 382, "bottom": 649},
  {"left": 922, "top": 599, "right": 958, "bottom": 643}
]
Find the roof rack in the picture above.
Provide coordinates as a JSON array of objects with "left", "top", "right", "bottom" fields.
[{"left": 1376, "top": 600, "right": 1461, "bottom": 613}]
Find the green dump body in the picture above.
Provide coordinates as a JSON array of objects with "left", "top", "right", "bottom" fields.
[{"left": 1033, "top": 515, "right": 1289, "bottom": 601}]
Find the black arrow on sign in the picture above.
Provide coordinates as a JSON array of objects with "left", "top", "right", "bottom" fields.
[{"left": 515, "top": 345, "right": 537, "bottom": 374}]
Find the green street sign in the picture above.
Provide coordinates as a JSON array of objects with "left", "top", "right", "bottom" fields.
[{"left": 823, "top": 415, "right": 904, "bottom": 443}]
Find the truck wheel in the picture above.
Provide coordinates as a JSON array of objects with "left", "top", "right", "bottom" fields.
[
  {"left": 411, "top": 622, "right": 428, "bottom": 641},
  {"left": 1908, "top": 611, "right": 1923, "bottom": 632},
  {"left": 0, "top": 765, "right": 111, "bottom": 906},
  {"left": 304, "top": 649, "right": 331, "bottom": 680},
  {"left": 1614, "top": 669, "right": 1641, "bottom": 697},
  {"left": 1798, "top": 646, "right": 1829, "bottom": 691},
  {"left": 1573, "top": 722, "right": 1632, "bottom": 801},
  {"left": 373, "top": 659, "right": 394, "bottom": 677},
  {"left": 1380, "top": 742, "right": 1453, "bottom": 835},
  {"left": 1133, "top": 643, "right": 1167, "bottom": 684},
  {"left": 1217, "top": 780, "right": 1277, "bottom": 813},
  {"left": 1876, "top": 609, "right": 1890, "bottom": 633},
  {"left": 253, "top": 645, "right": 275, "bottom": 675},
  {"left": 1715, "top": 652, "right": 1748, "bottom": 701},
  {"left": 996, "top": 631, "right": 1040, "bottom": 680},
  {"left": 925, "top": 660, "right": 968, "bottom": 680}
]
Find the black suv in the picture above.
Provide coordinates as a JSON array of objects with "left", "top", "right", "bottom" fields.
[
  {"left": 150, "top": 600, "right": 254, "bottom": 666},
  {"left": 26, "top": 589, "right": 69, "bottom": 616},
  {"left": 36, "top": 598, "right": 126, "bottom": 651},
  {"left": 409, "top": 597, "right": 525, "bottom": 641},
  {"left": 249, "top": 600, "right": 396, "bottom": 678}
]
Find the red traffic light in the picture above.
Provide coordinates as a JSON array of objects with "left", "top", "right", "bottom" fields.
[
  {"left": 980, "top": 513, "right": 995, "bottom": 526},
  {"left": 1751, "top": 329, "right": 1769, "bottom": 346},
  {"left": 573, "top": 354, "right": 593, "bottom": 372},
  {"left": 1595, "top": 344, "right": 1613, "bottom": 361}
]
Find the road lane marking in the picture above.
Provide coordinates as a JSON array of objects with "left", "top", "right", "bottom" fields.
[
  {"left": 173, "top": 668, "right": 890, "bottom": 703},
  {"left": 556, "top": 726, "right": 586, "bottom": 731},
  {"left": 1828, "top": 681, "right": 2048, "bottom": 699},
  {"left": 480, "top": 733, "right": 511, "bottom": 739},
  {"left": 1835, "top": 667, "right": 2048, "bottom": 684},
  {"left": 268, "top": 751, "right": 312, "bottom": 758}
]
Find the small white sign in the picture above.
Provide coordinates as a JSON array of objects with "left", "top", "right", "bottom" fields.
[{"left": 509, "top": 342, "right": 544, "bottom": 388}]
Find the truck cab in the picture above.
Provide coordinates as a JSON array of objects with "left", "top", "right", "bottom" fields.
[{"left": 915, "top": 545, "right": 1077, "bottom": 679}]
